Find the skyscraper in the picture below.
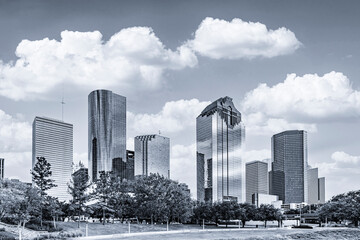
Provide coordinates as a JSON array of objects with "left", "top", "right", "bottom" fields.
[
  {"left": 0, "top": 158, "right": 4, "bottom": 180},
  {"left": 270, "top": 130, "right": 308, "bottom": 204},
  {"left": 32, "top": 116, "right": 73, "bottom": 201},
  {"left": 246, "top": 161, "right": 268, "bottom": 203},
  {"left": 318, "top": 177, "right": 326, "bottom": 204},
  {"left": 196, "top": 96, "right": 245, "bottom": 203},
  {"left": 126, "top": 150, "right": 135, "bottom": 181},
  {"left": 134, "top": 135, "right": 170, "bottom": 178},
  {"left": 308, "top": 168, "right": 319, "bottom": 204},
  {"left": 88, "top": 89, "right": 126, "bottom": 181}
]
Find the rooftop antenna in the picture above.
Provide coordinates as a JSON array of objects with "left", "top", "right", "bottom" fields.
[{"left": 61, "top": 84, "right": 65, "bottom": 121}]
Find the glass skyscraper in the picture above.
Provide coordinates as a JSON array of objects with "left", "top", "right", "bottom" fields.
[
  {"left": 134, "top": 135, "right": 170, "bottom": 178},
  {"left": 88, "top": 89, "right": 126, "bottom": 181},
  {"left": 32, "top": 116, "right": 73, "bottom": 201},
  {"left": 246, "top": 161, "right": 269, "bottom": 203},
  {"left": 270, "top": 130, "right": 308, "bottom": 204},
  {"left": 196, "top": 96, "right": 245, "bottom": 203}
]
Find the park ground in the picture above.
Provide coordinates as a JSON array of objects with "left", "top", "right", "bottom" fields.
[{"left": 57, "top": 222, "right": 360, "bottom": 240}]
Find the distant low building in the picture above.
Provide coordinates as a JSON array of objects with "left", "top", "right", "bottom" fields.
[
  {"left": 318, "top": 177, "right": 325, "bottom": 204},
  {"left": 252, "top": 193, "right": 280, "bottom": 208}
]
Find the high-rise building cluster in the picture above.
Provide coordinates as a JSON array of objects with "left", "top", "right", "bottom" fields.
[
  {"left": 31, "top": 89, "right": 170, "bottom": 201},
  {"left": 196, "top": 97, "right": 326, "bottom": 210},
  {"left": 27, "top": 90, "right": 326, "bottom": 207}
]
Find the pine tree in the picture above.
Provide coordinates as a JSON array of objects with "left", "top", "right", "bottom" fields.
[
  {"left": 31, "top": 156, "right": 57, "bottom": 227},
  {"left": 68, "top": 167, "right": 91, "bottom": 228}
]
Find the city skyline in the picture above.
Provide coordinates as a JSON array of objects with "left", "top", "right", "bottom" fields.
[{"left": 1, "top": 0, "right": 360, "bottom": 200}]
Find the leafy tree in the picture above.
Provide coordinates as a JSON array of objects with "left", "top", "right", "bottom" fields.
[
  {"left": 68, "top": 168, "right": 91, "bottom": 227},
  {"left": 92, "top": 171, "right": 116, "bottom": 225},
  {"left": 109, "top": 179, "right": 134, "bottom": 221},
  {"left": 215, "top": 201, "right": 238, "bottom": 227},
  {"left": 165, "top": 182, "right": 192, "bottom": 223},
  {"left": 31, "top": 156, "right": 57, "bottom": 226},
  {"left": 256, "top": 204, "right": 280, "bottom": 228},
  {"left": 193, "top": 201, "right": 213, "bottom": 225},
  {"left": 237, "top": 203, "right": 256, "bottom": 228},
  {"left": 43, "top": 196, "right": 63, "bottom": 229}
]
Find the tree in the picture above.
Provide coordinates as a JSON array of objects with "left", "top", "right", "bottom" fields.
[
  {"left": 215, "top": 201, "right": 238, "bottom": 227},
  {"left": 109, "top": 179, "right": 134, "bottom": 221},
  {"left": 68, "top": 168, "right": 91, "bottom": 228},
  {"left": 193, "top": 201, "right": 213, "bottom": 225},
  {"left": 92, "top": 171, "right": 116, "bottom": 225},
  {"left": 256, "top": 204, "right": 280, "bottom": 228},
  {"left": 31, "top": 156, "right": 57, "bottom": 227},
  {"left": 44, "top": 196, "right": 63, "bottom": 229},
  {"left": 237, "top": 203, "right": 257, "bottom": 228}
]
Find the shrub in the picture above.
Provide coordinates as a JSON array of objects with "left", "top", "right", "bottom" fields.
[{"left": 0, "top": 231, "right": 16, "bottom": 240}]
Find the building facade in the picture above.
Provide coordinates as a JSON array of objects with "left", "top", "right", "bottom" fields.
[
  {"left": 32, "top": 116, "right": 73, "bottom": 201},
  {"left": 0, "top": 158, "right": 4, "bottom": 180},
  {"left": 246, "top": 160, "right": 268, "bottom": 203},
  {"left": 270, "top": 130, "right": 308, "bottom": 204},
  {"left": 318, "top": 177, "right": 326, "bottom": 204},
  {"left": 88, "top": 89, "right": 126, "bottom": 181},
  {"left": 126, "top": 150, "right": 135, "bottom": 181},
  {"left": 308, "top": 168, "right": 319, "bottom": 204},
  {"left": 134, "top": 135, "right": 170, "bottom": 178},
  {"left": 196, "top": 96, "right": 245, "bottom": 203}
]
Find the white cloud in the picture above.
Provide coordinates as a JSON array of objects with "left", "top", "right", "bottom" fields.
[
  {"left": 186, "top": 17, "right": 301, "bottom": 60},
  {"left": 314, "top": 151, "right": 360, "bottom": 199},
  {"left": 171, "top": 143, "right": 196, "bottom": 197},
  {"left": 0, "top": 109, "right": 32, "bottom": 152},
  {"left": 127, "top": 99, "right": 210, "bottom": 135},
  {"left": 2, "top": 151, "right": 32, "bottom": 182},
  {"left": 241, "top": 71, "right": 360, "bottom": 135},
  {"left": 0, "top": 28, "right": 198, "bottom": 100},
  {"left": 73, "top": 152, "right": 88, "bottom": 168}
]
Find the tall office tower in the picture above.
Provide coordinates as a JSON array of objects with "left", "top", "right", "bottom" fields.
[
  {"left": 318, "top": 177, "right": 326, "bottom": 204},
  {"left": 88, "top": 90, "right": 126, "bottom": 182},
  {"left": 270, "top": 130, "right": 308, "bottom": 204},
  {"left": 134, "top": 135, "right": 170, "bottom": 178},
  {"left": 32, "top": 116, "right": 73, "bottom": 201},
  {"left": 307, "top": 168, "right": 319, "bottom": 204},
  {"left": 0, "top": 158, "right": 4, "bottom": 179},
  {"left": 196, "top": 96, "right": 245, "bottom": 203},
  {"left": 246, "top": 161, "right": 269, "bottom": 203},
  {"left": 126, "top": 150, "right": 135, "bottom": 181}
]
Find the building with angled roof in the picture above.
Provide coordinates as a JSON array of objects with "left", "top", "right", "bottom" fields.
[{"left": 196, "top": 96, "right": 245, "bottom": 203}]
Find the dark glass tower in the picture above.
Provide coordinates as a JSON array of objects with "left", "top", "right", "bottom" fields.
[
  {"left": 270, "top": 130, "right": 308, "bottom": 203},
  {"left": 196, "top": 96, "right": 245, "bottom": 203},
  {"left": 88, "top": 89, "right": 126, "bottom": 181}
]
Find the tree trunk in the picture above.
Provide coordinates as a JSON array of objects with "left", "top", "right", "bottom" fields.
[
  {"left": 78, "top": 207, "right": 81, "bottom": 228},
  {"left": 53, "top": 216, "right": 56, "bottom": 229},
  {"left": 103, "top": 208, "right": 106, "bottom": 225},
  {"left": 151, "top": 215, "right": 153, "bottom": 225},
  {"left": 264, "top": 220, "right": 267, "bottom": 228},
  {"left": 242, "top": 220, "right": 245, "bottom": 228}
]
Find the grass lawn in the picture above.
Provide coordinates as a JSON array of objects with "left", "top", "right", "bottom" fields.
[
  {"left": 58, "top": 221, "right": 214, "bottom": 236},
  {"left": 68, "top": 227, "right": 360, "bottom": 240}
]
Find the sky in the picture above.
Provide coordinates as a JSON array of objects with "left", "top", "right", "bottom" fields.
[{"left": 1, "top": 0, "right": 360, "bottom": 200}]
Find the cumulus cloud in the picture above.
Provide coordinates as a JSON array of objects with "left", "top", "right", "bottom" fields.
[
  {"left": 171, "top": 143, "right": 196, "bottom": 197},
  {"left": 186, "top": 17, "right": 301, "bottom": 59},
  {"left": 241, "top": 71, "right": 360, "bottom": 135},
  {"left": 2, "top": 151, "right": 32, "bottom": 181},
  {"left": 127, "top": 99, "right": 210, "bottom": 135},
  {"left": 0, "top": 109, "right": 32, "bottom": 152},
  {"left": 314, "top": 151, "right": 360, "bottom": 199},
  {"left": 0, "top": 28, "right": 198, "bottom": 100}
]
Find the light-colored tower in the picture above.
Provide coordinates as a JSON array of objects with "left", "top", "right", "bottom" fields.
[
  {"left": 246, "top": 160, "right": 268, "bottom": 203},
  {"left": 134, "top": 135, "right": 170, "bottom": 178},
  {"left": 270, "top": 130, "right": 308, "bottom": 204},
  {"left": 196, "top": 96, "right": 245, "bottom": 203},
  {"left": 318, "top": 177, "right": 326, "bottom": 204},
  {"left": 0, "top": 158, "right": 4, "bottom": 179},
  {"left": 32, "top": 116, "right": 73, "bottom": 201},
  {"left": 88, "top": 89, "right": 126, "bottom": 181},
  {"left": 307, "top": 168, "right": 319, "bottom": 204}
]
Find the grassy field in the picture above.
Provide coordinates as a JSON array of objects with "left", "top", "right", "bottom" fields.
[
  {"left": 69, "top": 227, "right": 360, "bottom": 240},
  {"left": 59, "top": 222, "right": 360, "bottom": 240}
]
